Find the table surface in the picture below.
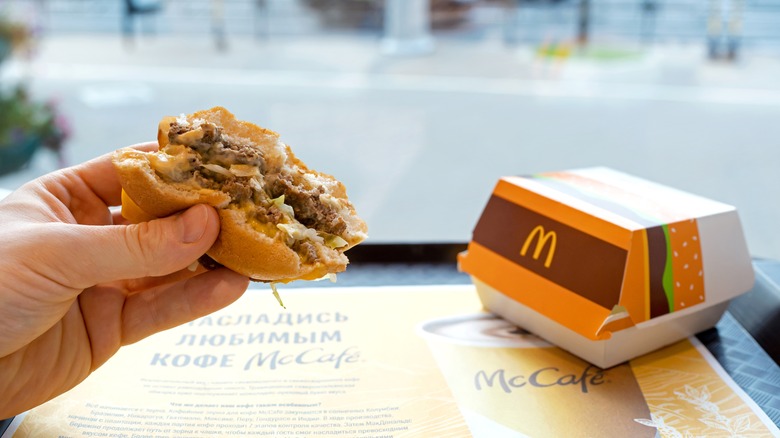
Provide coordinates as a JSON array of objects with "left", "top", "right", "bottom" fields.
[
  {"left": 294, "top": 250, "right": 780, "bottom": 428},
  {"left": 3, "top": 248, "right": 780, "bottom": 434}
]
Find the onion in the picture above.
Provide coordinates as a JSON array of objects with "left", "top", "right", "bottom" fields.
[
  {"left": 230, "top": 164, "right": 259, "bottom": 177},
  {"left": 250, "top": 177, "right": 264, "bottom": 192},
  {"left": 202, "top": 163, "right": 232, "bottom": 177},
  {"left": 277, "top": 223, "right": 323, "bottom": 243}
]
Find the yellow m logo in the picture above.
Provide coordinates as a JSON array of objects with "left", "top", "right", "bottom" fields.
[{"left": 520, "top": 225, "right": 557, "bottom": 268}]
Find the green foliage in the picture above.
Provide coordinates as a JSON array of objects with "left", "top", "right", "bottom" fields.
[
  {"left": 0, "top": 15, "right": 68, "bottom": 174},
  {"left": 0, "top": 86, "right": 65, "bottom": 152}
]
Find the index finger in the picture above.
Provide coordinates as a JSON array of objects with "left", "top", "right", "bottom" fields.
[{"left": 71, "top": 142, "right": 158, "bottom": 207}]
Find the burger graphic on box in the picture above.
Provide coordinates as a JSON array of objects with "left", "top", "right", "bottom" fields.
[{"left": 458, "top": 167, "right": 754, "bottom": 369}]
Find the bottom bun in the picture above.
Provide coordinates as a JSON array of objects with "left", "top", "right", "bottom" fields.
[{"left": 209, "top": 208, "right": 348, "bottom": 283}]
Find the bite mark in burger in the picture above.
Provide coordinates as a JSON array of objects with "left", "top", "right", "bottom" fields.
[{"left": 112, "top": 107, "right": 368, "bottom": 285}]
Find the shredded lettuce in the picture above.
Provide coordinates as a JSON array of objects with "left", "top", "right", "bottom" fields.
[
  {"left": 308, "top": 273, "right": 338, "bottom": 283},
  {"left": 270, "top": 283, "right": 286, "bottom": 309},
  {"left": 271, "top": 195, "right": 296, "bottom": 218},
  {"left": 325, "top": 235, "right": 348, "bottom": 249}
]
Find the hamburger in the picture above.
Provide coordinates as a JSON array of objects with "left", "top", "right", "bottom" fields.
[{"left": 112, "top": 106, "right": 368, "bottom": 285}]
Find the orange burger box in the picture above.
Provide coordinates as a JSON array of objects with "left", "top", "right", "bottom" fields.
[{"left": 458, "top": 167, "right": 754, "bottom": 369}]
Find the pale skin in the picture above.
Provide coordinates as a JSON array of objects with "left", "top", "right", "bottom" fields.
[{"left": 0, "top": 143, "right": 250, "bottom": 418}]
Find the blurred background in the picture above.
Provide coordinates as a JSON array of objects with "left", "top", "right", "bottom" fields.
[{"left": 0, "top": 0, "right": 779, "bottom": 259}]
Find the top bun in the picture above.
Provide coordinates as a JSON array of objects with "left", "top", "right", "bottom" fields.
[{"left": 113, "top": 106, "right": 367, "bottom": 283}]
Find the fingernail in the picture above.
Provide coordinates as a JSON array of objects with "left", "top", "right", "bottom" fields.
[{"left": 178, "top": 205, "right": 208, "bottom": 243}]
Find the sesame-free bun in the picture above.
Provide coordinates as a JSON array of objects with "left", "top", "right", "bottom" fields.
[
  {"left": 115, "top": 148, "right": 231, "bottom": 217},
  {"left": 112, "top": 107, "right": 367, "bottom": 283}
]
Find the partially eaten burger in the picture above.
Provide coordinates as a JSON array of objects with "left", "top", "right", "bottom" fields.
[{"left": 112, "top": 106, "right": 367, "bottom": 284}]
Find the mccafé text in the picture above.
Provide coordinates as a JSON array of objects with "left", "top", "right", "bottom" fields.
[{"left": 474, "top": 365, "right": 606, "bottom": 394}]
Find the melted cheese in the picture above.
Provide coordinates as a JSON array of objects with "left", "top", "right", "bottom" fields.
[{"left": 149, "top": 147, "right": 195, "bottom": 182}]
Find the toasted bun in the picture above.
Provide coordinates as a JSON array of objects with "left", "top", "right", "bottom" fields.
[
  {"left": 113, "top": 106, "right": 367, "bottom": 283},
  {"left": 114, "top": 148, "right": 231, "bottom": 217}
]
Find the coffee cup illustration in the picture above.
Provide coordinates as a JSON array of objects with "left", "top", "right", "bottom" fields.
[{"left": 418, "top": 313, "right": 655, "bottom": 437}]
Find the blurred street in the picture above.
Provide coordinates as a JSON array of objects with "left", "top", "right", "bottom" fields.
[{"left": 2, "top": 0, "right": 780, "bottom": 261}]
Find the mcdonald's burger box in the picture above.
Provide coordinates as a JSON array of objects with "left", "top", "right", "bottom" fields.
[{"left": 458, "top": 167, "right": 754, "bottom": 369}]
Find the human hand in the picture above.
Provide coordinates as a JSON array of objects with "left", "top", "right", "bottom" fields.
[{"left": 0, "top": 144, "right": 250, "bottom": 418}]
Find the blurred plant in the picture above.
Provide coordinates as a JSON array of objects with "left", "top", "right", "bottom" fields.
[
  {"left": 0, "top": 15, "right": 68, "bottom": 175},
  {"left": 0, "top": 86, "right": 71, "bottom": 173}
]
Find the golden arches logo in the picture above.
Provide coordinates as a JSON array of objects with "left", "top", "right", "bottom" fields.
[{"left": 520, "top": 226, "right": 557, "bottom": 268}]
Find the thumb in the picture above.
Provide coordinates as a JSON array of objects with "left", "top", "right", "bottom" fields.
[{"left": 61, "top": 204, "right": 220, "bottom": 288}]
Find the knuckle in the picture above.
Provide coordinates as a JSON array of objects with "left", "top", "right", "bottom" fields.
[{"left": 121, "top": 221, "right": 166, "bottom": 277}]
